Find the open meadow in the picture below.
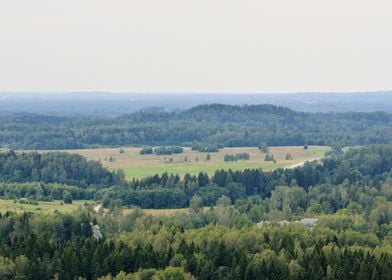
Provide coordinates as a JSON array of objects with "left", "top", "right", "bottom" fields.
[
  {"left": 0, "top": 198, "right": 198, "bottom": 216},
  {"left": 0, "top": 199, "right": 90, "bottom": 214},
  {"left": 22, "top": 146, "right": 330, "bottom": 179}
]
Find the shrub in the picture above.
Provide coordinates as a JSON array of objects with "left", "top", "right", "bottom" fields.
[
  {"left": 140, "top": 147, "right": 153, "bottom": 155},
  {"left": 63, "top": 191, "right": 73, "bottom": 204}
]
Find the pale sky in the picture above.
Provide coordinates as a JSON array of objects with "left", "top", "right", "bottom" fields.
[{"left": 0, "top": 0, "right": 391, "bottom": 93}]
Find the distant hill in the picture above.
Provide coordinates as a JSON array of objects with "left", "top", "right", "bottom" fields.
[
  {"left": 1, "top": 91, "right": 392, "bottom": 115},
  {"left": 1, "top": 103, "right": 392, "bottom": 149}
]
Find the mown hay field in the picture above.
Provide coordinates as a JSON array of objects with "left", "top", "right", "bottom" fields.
[
  {"left": 23, "top": 146, "right": 329, "bottom": 179},
  {"left": 0, "top": 199, "right": 90, "bottom": 214}
]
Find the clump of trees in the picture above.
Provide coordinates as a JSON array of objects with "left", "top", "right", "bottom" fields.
[
  {"left": 140, "top": 147, "right": 153, "bottom": 155},
  {"left": 99, "top": 268, "right": 195, "bottom": 280},
  {"left": 192, "top": 143, "right": 220, "bottom": 152},
  {"left": 62, "top": 190, "right": 73, "bottom": 204},
  {"left": 154, "top": 146, "right": 183, "bottom": 155},
  {"left": 264, "top": 154, "right": 276, "bottom": 163},
  {"left": 285, "top": 153, "right": 293, "bottom": 160},
  {"left": 0, "top": 182, "right": 96, "bottom": 201},
  {"left": 258, "top": 142, "right": 269, "bottom": 153},
  {"left": 224, "top": 153, "right": 250, "bottom": 162}
]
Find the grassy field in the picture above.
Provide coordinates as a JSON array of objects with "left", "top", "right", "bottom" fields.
[
  {"left": 0, "top": 198, "right": 191, "bottom": 216},
  {"left": 0, "top": 199, "right": 90, "bottom": 214},
  {"left": 25, "top": 146, "right": 329, "bottom": 179},
  {"left": 20, "top": 146, "right": 330, "bottom": 179}
]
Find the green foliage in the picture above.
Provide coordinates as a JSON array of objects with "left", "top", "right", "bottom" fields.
[
  {"left": 224, "top": 153, "right": 250, "bottom": 162},
  {"left": 0, "top": 182, "right": 96, "bottom": 201},
  {"left": 154, "top": 146, "right": 183, "bottom": 155},
  {"left": 157, "top": 267, "right": 189, "bottom": 280},
  {"left": 189, "top": 195, "right": 203, "bottom": 213},
  {"left": 258, "top": 142, "right": 269, "bottom": 153},
  {"left": 0, "top": 151, "right": 124, "bottom": 188},
  {"left": 264, "top": 154, "right": 276, "bottom": 162},
  {"left": 0, "top": 209, "right": 390, "bottom": 279},
  {"left": 98, "top": 267, "right": 194, "bottom": 280},
  {"left": 140, "top": 147, "right": 154, "bottom": 155},
  {"left": 63, "top": 190, "right": 73, "bottom": 204},
  {"left": 192, "top": 143, "right": 219, "bottom": 153}
]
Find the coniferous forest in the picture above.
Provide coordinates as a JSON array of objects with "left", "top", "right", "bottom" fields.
[
  {"left": 0, "top": 105, "right": 392, "bottom": 279},
  {"left": 1, "top": 104, "right": 392, "bottom": 149}
]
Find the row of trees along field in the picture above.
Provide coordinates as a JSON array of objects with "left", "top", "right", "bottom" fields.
[
  {"left": 1, "top": 104, "right": 392, "bottom": 149},
  {"left": 0, "top": 145, "right": 392, "bottom": 215},
  {"left": 0, "top": 151, "right": 125, "bottom": 188}
]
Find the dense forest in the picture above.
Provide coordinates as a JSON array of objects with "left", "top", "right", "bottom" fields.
[
  {"left": 0, "top": 151, "right": 124, "bottom": 188},
  {"left": 1, "top": 104, "right": 392, "bottom": 149},
  {"left": 0, "top": 210, "right": 392, "bottom": 280},
  {"left": 1, "top": 104, "right": 392, "bottom": 279}
]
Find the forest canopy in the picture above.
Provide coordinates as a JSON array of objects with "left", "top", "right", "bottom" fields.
[{"left": 1, "top": 104, "right": 392, "bottom": 149}]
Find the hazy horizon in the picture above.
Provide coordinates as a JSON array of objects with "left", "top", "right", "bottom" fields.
[
  {"left": 1, "top": 0, "right": 391, "bottom": 93},
  {"left": 1, "top": 91, "right": 392, "bottom": 115}
]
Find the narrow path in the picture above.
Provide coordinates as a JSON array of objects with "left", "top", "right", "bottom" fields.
[{"left": 287, "top": 156, "right": 324, "bottom": 169}]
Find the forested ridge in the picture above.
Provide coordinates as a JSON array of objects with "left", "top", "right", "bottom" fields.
[{"left": 1, "top": 104, "right": 392, "bottom": 149}]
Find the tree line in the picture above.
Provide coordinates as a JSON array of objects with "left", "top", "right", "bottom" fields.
[
  {"left": 2, "top": 145, "right": 392, "bottom": 213},
  {"left": 2, "top": 105, "right": 392, "bottom": 149},
  {"left": 0, "top": 151, "right": 124, "bottom": 189}
]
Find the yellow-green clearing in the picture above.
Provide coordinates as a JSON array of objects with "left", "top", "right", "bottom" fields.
[
  {"left": 22, "top": 146, "right": 329, "bottom": 179},
  {"left": 0, "top": 199, "right": 191, "bottom": 216},
  {"left": 0, "top": 199, "right": 90, "bottom": 214}
]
